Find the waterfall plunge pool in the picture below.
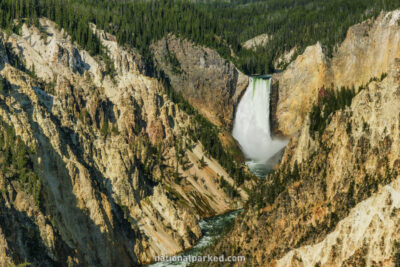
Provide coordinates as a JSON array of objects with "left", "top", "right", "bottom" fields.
[
  {"left": 147, "top": 76, "right": 287, "bottom": 266},
  {"left": 232, "top": 76, "right": 288, "bottom": 178}
]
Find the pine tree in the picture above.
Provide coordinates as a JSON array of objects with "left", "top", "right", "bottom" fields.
[{"left": 101, "top": 119, "right": 109, "bottom": 137}]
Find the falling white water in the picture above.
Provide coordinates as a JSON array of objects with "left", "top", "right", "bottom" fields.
[{"left": 232, "top": 77, "right": 287, "bottom": 176}]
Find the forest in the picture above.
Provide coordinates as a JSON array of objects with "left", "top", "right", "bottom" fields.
[
  {"left": 2, "top": 0, "right": 400, "bottom": 75},
  {"left": 0, "top": 115, "right": 42, "bottom": 206},
  {"left": 0, "top": 0, "right": 398, "bottom": 189}
]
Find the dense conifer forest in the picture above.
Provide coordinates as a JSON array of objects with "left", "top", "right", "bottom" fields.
[{"left": 1, "top": 0, "right": 400, "bottom": 75}]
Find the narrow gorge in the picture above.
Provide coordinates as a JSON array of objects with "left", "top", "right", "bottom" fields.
[
  {"left": 196, "top": 9, "right": 400, "bottom": 267},
  {"left": 1, "top": 1, "right": 400, "bottom": 267},
  {"left": 151, "top": 76, "right": 289, "bottom": 266},
  {"left": 232, "top": 76, "right": 287, "bottom": 177},
  {"left": 0, "top": 18, "right": 255, "bottom": 266}
]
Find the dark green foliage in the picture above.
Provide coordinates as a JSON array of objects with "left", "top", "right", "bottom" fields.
[
  {"left": 79, "top": 109, "right": 91, "bottom": 124},
  {"left": 219, "top": 0, "right": 400, "bottom": 74},
  {"left": 100, "top": 119, "right": 109, "bottom": 137},
  {"left": 189, "top": 113, "right": 251, "bottom": 185},
  {"left": 362, "top": 120, "right": 370, "bottom": 132},
  {"left": 165, "top": 50, "right": 183, "bottom": 74},
  {"left": 0, "top": 75, "right": 11, "bottom": 94},
  {"left": 346, "top": 121, "right": 352, "bottom": 135},
  {"left": 173, "top": 163, "right": 181, "bottom": 184},
  {"left": 158, "top": 67, "right": 253, "bottom": 185},
  {"left": 394, "top": 241, "right": 400, "bottom": 267},
  {"left": 309, "top": 86, "right": 356, "bottom": 139},
  {"left": 0, "top": 0, "right": 114, "bottom": 75},
  {"left": 29, "top": 64, "right": 36, "bottom": 78},
  {"left": 83, "top": 0, "right": 400, "bottom": 75},
  {"left": 218, "top": 177, "right": 240, "bottom": 199},
  {"left": 111, "top": 124, "right": 119, "bottom": 135},
  {"left": 309, "top": 73, "right": 388, "bottom": 139},
  {"left": 158, "top": 68, "right": 196, "bottom": 115},
  {"left": 4, "top": 42, "right": 30, "bottom": 73},
  {"left": 198, "top": 156, "right": 207, "bottom": 168},
  {"left": 248, "top": 162, "right": 301, "bottom": 210},
  {"left": 2, "top": 0, "right": 400, "bottom": 76},
  {"left": 103, "top": 54, "right": 116, "bottom": 78},
  {"left": 0, "top": 118, "right": 41, "bottom": 206}
]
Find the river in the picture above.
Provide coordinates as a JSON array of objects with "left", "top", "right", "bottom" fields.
[
  {"left": 149, "top": 75, "right": 286, "bottom": 266},
  {"left": 147, "top": 210, "right": 241, "bottom": 267}
]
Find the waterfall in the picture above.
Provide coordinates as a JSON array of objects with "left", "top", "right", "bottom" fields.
[{"left": 232, "top": 77, "right": 287, "bottom": 175}]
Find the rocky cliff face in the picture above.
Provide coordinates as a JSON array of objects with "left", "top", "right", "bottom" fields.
[
  {"left": 242, "top": 33, "right": 270, "bottom": 50},
  {"left": 0, "top": 19, "right": 251, "bottom": 266},
  {"left": 201, "top": 49, "right": 400, "bottom": 267},
  {"left": 200, "top": 11, "right": 400, "bottom": 266},
  {"left": 271, "top": 58, "right": 400, "bottom": 266},
  {"left": 271, "top": 43, "right": 329, "bottom": 136},
  {"left": 273, "top": 10, "right": 400, "bottom": 136},
  {"left": 152, "top": 34, "right": 248, "bottom": 128}
]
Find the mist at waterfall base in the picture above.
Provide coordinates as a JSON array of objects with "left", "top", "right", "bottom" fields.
[{"left": 232, "top": 77, "right": 288, "bottom": 177}]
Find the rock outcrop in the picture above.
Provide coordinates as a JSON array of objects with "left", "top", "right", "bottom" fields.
[
  {"left": 242, "top": 33, "right": 270, "bottom": 50},
  {"left": 273, "top": 10, "right": 400, "bottom": 136},
  {"left": 272, "top": 43, "right": 329, "bottom": 136},
  {"left": 152, "top": 34, "right": 248, "bottom": 128},
  {"left": 276, "top": 179, "right": 400, "bottom": 266},
  {"left": 0, "top": 19, "right": 252, "bottom": 266},
  {"left": 199, "top": 14, "right": 400, "bottom": 265}
]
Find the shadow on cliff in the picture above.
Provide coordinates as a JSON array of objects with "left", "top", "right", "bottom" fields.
[
  {"left": 11, "top": 86, "right": 141, "bottom": 266},
  {"left": 0, "top": 199, "right": 57, "bottom": 266}
]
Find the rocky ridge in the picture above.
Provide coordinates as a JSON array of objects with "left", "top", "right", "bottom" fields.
[
  {"left": 152, "top": 34, "right": 248, "bottom": 129},
  {"left": 273, "top": 10, "right": 400, "bottom": 136},
  {"left": 0, "top": 18, "right": 252, "bottom": 266},
  {"left": 242, "top": 33, "right": 270, "bottom": 50},
  {"left": 199, "top": 10, "right": 400, "bottom": 266}
]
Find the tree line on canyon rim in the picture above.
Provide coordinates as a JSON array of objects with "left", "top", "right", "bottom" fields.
[
  {"left": 2, "top": 0, "right": 400, "bottom": 76},
  {"left": 0, "top": 0, "right": 398, "bottom": 196},
  {"left": 0, "top": 0, "right": 254, "bottom": 197},
  {"left": 0, "top": 0, "right": 398, "bottom": 187}
]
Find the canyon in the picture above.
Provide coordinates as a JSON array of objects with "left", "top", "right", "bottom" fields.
[
  {"left": 1, "top": 5, "right": 400, "bottom": 267},
  {"left": 271, "top": 10, "right": 400, "bottom": 137},
  {"left": 0, "top": 19, "right": 255, "bottom": 266},
  {"left": 199, "top": 9, "right": 400, "bottom": 266}
]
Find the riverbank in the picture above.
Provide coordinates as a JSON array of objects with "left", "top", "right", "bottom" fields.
[{"left": 146, "top": 210, "right": 242, "bottom": 267}]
